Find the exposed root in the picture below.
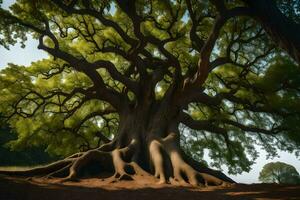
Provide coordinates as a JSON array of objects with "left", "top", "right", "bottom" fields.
[
  {"left": 169, "top": 150, "right": 199, "bottom": 186},
  {"left": 43, "top": 163, "right": 72, "bottom": 179},
  {"left": 148, "top": 132, "right": 234, "bottom": 187},
  {"left": 149, "top": 140, "right": 167, "bottom": 184},
  {"left": 63, "top": 149, "right": 112, "bottom": 182},
  {"left": 0, "top": 159, "right": 74, "bottom": 177},
  {"left": 110, "top": 149, "right": 134, "bottom": 182},
  {"left": 0, "top": 136, "right": 234, "bottom": 188},
  {"left": 182, "top": 151, "right": 236, "bottom": 184}
]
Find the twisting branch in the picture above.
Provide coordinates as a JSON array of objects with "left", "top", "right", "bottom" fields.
[
  {"left": 180, "top": 112, "right": 285, "bottom": 136},
  {"left": 3, "top": 8, "right": 125, "bottom": 109},
  {"left": 179, "top": 112, "right": 227, "bottom": 135}
]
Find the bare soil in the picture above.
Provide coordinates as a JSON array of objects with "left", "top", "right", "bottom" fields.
[{"left": 0, "top": 175, "right": 299, "bottom": 200}]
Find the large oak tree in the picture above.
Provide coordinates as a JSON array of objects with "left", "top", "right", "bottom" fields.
[{"left": 0, "top": 0, "right": 300, "bottom": 186}]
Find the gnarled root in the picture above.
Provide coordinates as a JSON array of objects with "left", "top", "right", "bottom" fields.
[
  {"left": 149, "top": 132, "right": 235, "bottom": 187},
  {"left": 0, "top": 136, "right": 234, "bottom": 187}
]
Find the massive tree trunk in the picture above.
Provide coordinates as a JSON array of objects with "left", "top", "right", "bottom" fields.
[
  {"left": 0, "top": 97, "right": 234, "bottom": 187},
  {"left": 242, "top": 0, "right": 300, "bottom": 64}
]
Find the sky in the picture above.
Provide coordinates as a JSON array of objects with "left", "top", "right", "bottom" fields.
[
  {"left": 0, "top": 0, "right": 300, "bottom": 184},
  {"left": 0, "top": 0, "right": 48, "bottom": 67}
]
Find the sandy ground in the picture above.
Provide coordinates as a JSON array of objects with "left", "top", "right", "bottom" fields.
[{"left": 0, "top": 175, "right": 300, "bottom": 200}]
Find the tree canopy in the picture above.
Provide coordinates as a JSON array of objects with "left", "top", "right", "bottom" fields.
[
  {"left": 0, "top": 0, "right": 300, "bottom": 185},
  {"left": 259, "top": 162, "right": 300, "bottom": 184}
]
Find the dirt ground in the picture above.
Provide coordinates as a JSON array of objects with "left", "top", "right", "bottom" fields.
[{"left": 0, "top": 175, "right": 299, "bottom": 200}]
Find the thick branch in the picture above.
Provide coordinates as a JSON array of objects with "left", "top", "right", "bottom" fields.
[{"left": 242, "top": 0, "right": 300, "bottom": 64}]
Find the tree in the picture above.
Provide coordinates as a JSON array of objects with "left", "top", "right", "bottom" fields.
[
  {"left": 0, "top": 0, "right": 300, "bottom": 187},
  {"left": 259, "top": 162, "right": 300, "bottom": 184}
]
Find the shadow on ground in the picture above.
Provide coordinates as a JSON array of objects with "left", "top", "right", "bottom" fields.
[{"left": 0, "top": 176, "right": 299, "bottom": 200}]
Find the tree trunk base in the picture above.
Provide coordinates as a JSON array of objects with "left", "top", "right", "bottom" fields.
[{"left": 0, "top": 135, "right": 235, "bottom": 187}]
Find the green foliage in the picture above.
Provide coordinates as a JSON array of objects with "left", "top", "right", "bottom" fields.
[
  {"left": 0, "top": 121, "right": 56, "bottom": 166},
  {"left": 180, "top": 123, "right": 259, "bottom": 174},
  {"left": 259, "top": 162, "right": 300, "bottom": 184},
  {"left": 0, "top": 62, "right": 116, "bottom": 156}
]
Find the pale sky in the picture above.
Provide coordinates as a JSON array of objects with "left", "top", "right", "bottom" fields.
[{"left": 0, "top": 0, "right": 299, "bottom": 184}]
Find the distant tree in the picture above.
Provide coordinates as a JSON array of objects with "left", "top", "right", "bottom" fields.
[{"left": 259, "top": 162, "right": 300, "bottom": 184}]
